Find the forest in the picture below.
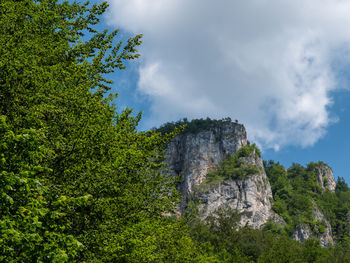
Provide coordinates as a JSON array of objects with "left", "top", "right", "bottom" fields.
[{"left": 2, "top": 1, "right": 350, "bottom": 262}]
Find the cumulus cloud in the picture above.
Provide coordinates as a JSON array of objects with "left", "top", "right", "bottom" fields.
[{"left": 107, "top": 0, "right": 350, "bottom": 149}]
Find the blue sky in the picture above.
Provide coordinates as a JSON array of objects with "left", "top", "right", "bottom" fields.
[{"left": 100, "top": 1, "right": 350, "bottom": 182}]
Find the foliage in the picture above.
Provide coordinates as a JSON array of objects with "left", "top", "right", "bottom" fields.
[
  {"left": 92, "top": 217, "right": 213, "bottom": 263},
  {"left": 0, "top": 116, "right": 83, "bottom": 262},
  {"left": 264, "top": 160, "right": 350, "bottom": 243},
  {"left": 0, "top": 0, "right": 210, "bottom": 261},
  {"left": 317, "top": 178, "right": 350, "bottom": 241},
  {"left": 156, "top": 117, "right": 235, "bottom": 135},
  {"left": 204, "top": 144, "right": 260, "bottom": 185},
  {"left": 188, "top": 207, "right": 350, "bottom": 263},
  {"left": 237, "top": 143, "right": 261, "bottom": 158}
]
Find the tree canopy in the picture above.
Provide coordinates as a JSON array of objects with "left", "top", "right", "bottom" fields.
[{"left": 0, "top": 1, "right": 208, "bottom": 261}]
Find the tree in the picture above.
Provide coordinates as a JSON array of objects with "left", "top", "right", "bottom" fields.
[
  {"left": 0, "top": 0, "right": 209, "bottom": 261},
  {"left": 0, "top": 116, "right": 83, "bottom": 262}
]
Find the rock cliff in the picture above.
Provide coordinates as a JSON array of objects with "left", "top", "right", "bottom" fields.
[
  {"left": 165, "top": 121, "right": 247, "bottom": 210},
  {"left": 291, "top": 203, "right": 334, "bottom": 247},
  {"left": 290, "top": 162, "right": 337, "bottom": 247},
  {"left": 193, "top": 151, "right": 280, "bottom": 228},
  {"left": 312, "top": 204, "right": 334, "bottom": 247},
  {"left": 164, "top": 120, "right": 279, "bottom": 228}
]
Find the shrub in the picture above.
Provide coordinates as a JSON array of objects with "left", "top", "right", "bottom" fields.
[
  {"left": 202, "top": 144, "right": 261, "bottom": 189},
  {"left": 236, "top": 143, "right": 261, "bottom": 158}
]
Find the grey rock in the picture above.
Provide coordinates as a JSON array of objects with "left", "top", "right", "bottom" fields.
[
  {"left": 292, "top": 224, "right": 312, "bottom": 243},
  {"left": 291, "top": 203, "right": 334, "bottom": 247},
  {"left": 165, "top": 121, "right": 281, "bottom": 228},
  {"left": 312, "top": 204, "right": 334, "bottom": 247},
  {"left": 312, "top": 163, "right": 336, "bottom": 192},
  {"left": 193, "top": 152, "right": 279, "bottom": 228},
  {"left": 165, "top": 122, "right": 247, "bottom": 211}
]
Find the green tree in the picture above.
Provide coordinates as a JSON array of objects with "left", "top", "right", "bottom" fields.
[
  {"left": 0, "top": 116, "right": 83, "bottom": 262},
  {"left": 0, "top": 0, "right": 209, "bottom": 261}
]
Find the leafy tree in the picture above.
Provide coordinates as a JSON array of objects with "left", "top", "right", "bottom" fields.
[
  {"left": 336, "top": 177, "right": 349, "bottom": 192},
  {"left": 0, "top": 0, "right": 210, "bottom": 261},
  {"left": 0, "top": 116, "right": 83, "bottom": 262}
]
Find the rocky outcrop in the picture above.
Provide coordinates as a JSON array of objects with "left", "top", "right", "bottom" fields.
[
  {"left": 312, "top": 205, "right": 334, "bottom": 247},
  {"left": 193, "top": 152, "right": 280, "bottom": 228},
  {"left": 292, "top": 224, "right": 312, "bottom": 243},
  {"left": 165, "top": 121, "right": 280, "bottom": 228},
  {"left": 291, "top": 204, "right": 334, "bottom": 247},
  {"left": 312, "top": 163, "right": 336, "bottom": 192},
  {"left": 165, "top": 121, "right": 247, "bottom": 211}
]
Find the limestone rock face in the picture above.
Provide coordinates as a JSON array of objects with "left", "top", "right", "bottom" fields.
[
  {"left": 165, "top": 121, "right": 279, "bottom": 228},
  {"left": 194, "top": 152, "right": 278, "bottom": 229},
  {"left": 291, "top": 204, "right": 334, "bottom": 247},
  {"left": 165, "top": 122, "right": 247, "bottom": 210},
  {"left": 312, "top": 205, "right": 334, "bottom": 247},
  {"left": 292, "top": 224, "right": 312, "bottom": 243},
  {"left": 312, "top": 163, "right": 336, "bottom": 192}
]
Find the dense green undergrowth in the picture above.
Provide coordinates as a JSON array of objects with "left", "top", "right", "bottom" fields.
[
  {"left": 189, "top": 207, "right": 350, "bottom": 263},
  {"left": 264, "top": 160, "right": 350, "bottom": 241}
]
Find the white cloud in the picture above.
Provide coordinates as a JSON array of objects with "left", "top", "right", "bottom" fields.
[{"left": 107, "top": 0, "right": 350, "bottom": 149}]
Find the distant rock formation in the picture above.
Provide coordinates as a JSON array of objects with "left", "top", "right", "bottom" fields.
[
  {"left": 163, "top": 119, "right": 338, "bottom": 244},
  {"left": 193, "top": 151, "right": 281, "bottom": 228},
  {"left": 292, "top": 224, "right": 312, "bottom": 243},
  {"left": 312, "top": 204, "right": 334, "bottom": 247},
  {"left": 292, "top": 203, "right": 334, "bottom": 247},
  {"left": 312, "top": 163, "right": 336, "bottom": 192},
  {"left": 165, "top": 121, "right": 247, "bottom": 210},
  {"left": 164, "top": 120, "right": 280, "bottom": 228}
]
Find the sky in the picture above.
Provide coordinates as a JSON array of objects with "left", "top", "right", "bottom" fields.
[{"left": 102, "top": 0, "right": 350, "bottom": 182}]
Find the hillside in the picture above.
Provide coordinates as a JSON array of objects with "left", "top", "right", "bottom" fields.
[{"left": 161, "top": 118, "right": 350, "bottom": 261}]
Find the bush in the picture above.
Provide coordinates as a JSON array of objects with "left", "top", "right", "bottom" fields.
[
  {"left": 202, "top": 144, "right": 260, "bottom": 189},
  {"left": 236, "top": 143, "right": 261, "bottom": 158}
]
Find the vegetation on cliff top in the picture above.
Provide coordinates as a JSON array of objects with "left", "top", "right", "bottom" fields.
[{"left": 156, "top": 117, "right": 237, "bottom": 135}]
